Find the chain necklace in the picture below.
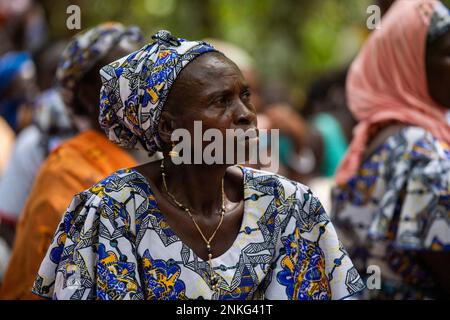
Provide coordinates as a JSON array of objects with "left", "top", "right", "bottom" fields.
[{"left": 160, "top": 160, "right": 225, "bottom": 291}]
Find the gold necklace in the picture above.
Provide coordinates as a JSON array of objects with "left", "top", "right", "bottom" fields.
[{"left": 160, "top": 160, "right": 225, "bottom": 291}]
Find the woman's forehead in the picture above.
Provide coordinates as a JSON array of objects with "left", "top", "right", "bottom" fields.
[
  {"left": 167, "top": 54, "right": 247, "bottom": 107},
  {"left": 189, "top": 53, "right": 242, "bottom": 79}
]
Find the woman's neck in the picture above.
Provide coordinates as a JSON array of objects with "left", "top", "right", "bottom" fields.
[{"left": 162, "top": 158, "right": 229, "bottom": 218}]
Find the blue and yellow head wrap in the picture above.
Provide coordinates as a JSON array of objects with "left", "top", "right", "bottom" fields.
[{"left": 99, "top": 30, "right": 217, "bottom": 155}]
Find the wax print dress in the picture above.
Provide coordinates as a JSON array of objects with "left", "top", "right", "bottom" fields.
[
  {"left": 332, "top": 127, "right": 450, "bottom": 299},
  {"left": 32, "top": 166, "right": 365, "bottom": 300}
]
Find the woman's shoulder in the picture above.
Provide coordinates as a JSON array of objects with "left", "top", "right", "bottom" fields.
[
  {"left": 59, "top": 168, "right": 153, "bottom": 241},
  {"left": 386, "top": 126, "right": 450, "bottom": 160},
  {"left": 75, "top": 167, "right": 152, "bottom": 206},
  {"left": 240, "top": 166, "right": 323, "bottom": 216},
  {"left": 241, "top": 166, "right": 313, "bottom": 195},
  {"left": 241, "top": 167, "right": 331, "bottom": 251}
]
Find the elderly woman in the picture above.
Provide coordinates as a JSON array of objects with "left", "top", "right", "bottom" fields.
[
  {"left": 32, "top": 31, "right": 364, "bottom": 300},
  {"left": 332, "top": 0, "right": 450, "bottom": 299}
]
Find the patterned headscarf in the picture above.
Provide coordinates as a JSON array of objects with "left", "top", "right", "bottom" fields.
[
  {"left": 57, "top": 22, "right": 143, "bottom": 108},
  {"left": 99, "top": 30, "right": 217, "bottom": 155},
  {"left": 335, "top": 0, "right": 450, "bottom": 185}
]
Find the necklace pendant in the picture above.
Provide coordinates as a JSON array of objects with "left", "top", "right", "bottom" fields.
[{"left": 210, "top": 276, "right": 219, "bottom": 291}]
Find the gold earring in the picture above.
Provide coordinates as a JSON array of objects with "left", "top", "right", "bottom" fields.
[{"left": 169, "top": 141, "right": 178, "bottom": 158}]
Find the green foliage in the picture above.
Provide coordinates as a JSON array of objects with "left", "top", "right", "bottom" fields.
[{"left": 42, "top": 0, "right": 394, "bottom": 106}]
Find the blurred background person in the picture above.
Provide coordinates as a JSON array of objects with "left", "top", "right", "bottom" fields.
[
  {"left": 0, "top": 36, "right": 68, "bottom": 278},
  {"left": 0, "top": 51, "right": 38, "bottom": 135},
  {"left": 0, "top": 51, "right": 38, "bottom": 258},
  {"left": 263, "top": 104, "right": 310, "bottom": 179},
  {"left": 301, "top": 69, "right": 355, "bottom": 178},
  {"left": 0, "top": 38, "right": 70, "bottom": 232},
  {"left": 33, "top": 40, "right": 69, "bottom": 91},
  {"left": 0, "top": 116, "right": 14, "bottom": 177},
  {"left": 332, "top": 0, "right": 450, "bottom": 299},
  {"left": 298, "top": 0, "right": 396, "bottom": 214},
  {"left": 0, "top": 88, "right": 75, "bottom": 247},
  {"left": 0, "top": 23, "right": 143, "bottom": 298},
  {"left": 0, "top": 0, "right": 46, "bottom": 282},
  {"left": 299, "top": 70, "right": 355, "bottom": 213},
  {"left": 0, "top": 0, "right": 47, "bottom": 55}
]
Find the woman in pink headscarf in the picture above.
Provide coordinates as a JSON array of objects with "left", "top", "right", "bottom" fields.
[{"left": 331, "top": 0, "right": 450, "bottom": 299}]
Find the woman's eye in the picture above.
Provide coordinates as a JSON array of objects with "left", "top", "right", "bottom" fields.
[
  {"left": 241, "top": 90, "right": 251, "bottom": 101},
  {"left": 215, "top": 96, "right": 230, "bottom": 106}
]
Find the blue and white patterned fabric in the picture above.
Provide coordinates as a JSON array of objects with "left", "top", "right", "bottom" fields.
[
  {"left": 99, "top": 30, "right": 217, "bottom": 155},
  {"left": 32, "top": 166, "right": 365, "bottom": 300},
  {"left": 332, "top": 126, "right": 450, "bottom": 299}
]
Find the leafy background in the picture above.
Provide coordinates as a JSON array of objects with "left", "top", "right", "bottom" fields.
[{"left": 39, "top": 0, "right": 450, "bottom": 108}]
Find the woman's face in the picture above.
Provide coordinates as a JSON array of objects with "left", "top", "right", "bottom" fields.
[
  {"left": 426, "top": 30, "right": 450, "bottom": 109},
  {"left": 161, "top": 52, "right": 258, "bottom": 163}
]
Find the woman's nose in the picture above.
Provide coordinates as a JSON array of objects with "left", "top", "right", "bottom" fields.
[{"left": 234, "top": 100, "right": 256, "bottom": 126}]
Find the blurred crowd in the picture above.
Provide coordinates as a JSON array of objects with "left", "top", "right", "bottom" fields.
[{"left": 0, "top": 0, "right": 449, "bottom": 300}]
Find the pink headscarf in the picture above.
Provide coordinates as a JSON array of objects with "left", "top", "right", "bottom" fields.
[{"left": 335, "top": 0, "right": 450, "bottom": 185}]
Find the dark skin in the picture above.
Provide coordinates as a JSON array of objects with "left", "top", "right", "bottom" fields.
[
  {"left": 426, "top": 29, "right": 450, "bottom": 109},
  {"left": 134, "top": 52, "right": 257, "bottom": 261},
  {"left": 375, "top": 0, "right": 395, "bottom": 17},
  {"left": 34, "top": 40, "right": 68, "bottom": 91},
  {"left": 422, "top": 28, "right": 450, "bottom": 296}
]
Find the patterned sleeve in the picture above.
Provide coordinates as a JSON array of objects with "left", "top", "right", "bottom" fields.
[
  {"left": 370, "top": 134, "right": 450, "bottom": 251},
  {"left": 31, "top": 188, "right": 144, "bottom": 300},
  {"left": 398, "top": 162, "right": 450, "bottom": 250},
  {"left": 263, "top": 184, "right": 366, "bottom": 300}
]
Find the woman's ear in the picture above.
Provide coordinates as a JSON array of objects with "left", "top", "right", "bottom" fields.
[{"left": 158, "top": 111, "right": 176, "bottom": 145}]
